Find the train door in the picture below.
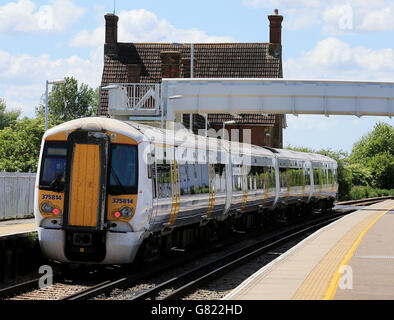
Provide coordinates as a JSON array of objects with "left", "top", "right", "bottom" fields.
[
  {"left": 63, "top": 131, "right": 109, "bottom": 262},
  {"left": 303, "top": 161, "right": 313, "bottom": 202},
  {"left": 273, "top": 157, "right": 280, "bottom": 207},
  {"left": 148, "top": 148, "right": 158, "bottom": 226},
  {"left": 152, "top": 144, "right": 175, "bottom": 228}
]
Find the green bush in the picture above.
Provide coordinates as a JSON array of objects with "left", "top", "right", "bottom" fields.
[
  {"left": 349, "top": 122, "right": 394, "bottom": 190},
  {"left": 348, "top": 185, "right": 394, "bottom": 200},
  {"left": 0, "top": 116, "right": 45, "bottom": 172},
  {"left": 347, "top": 163, "right": 373, "bottom": 187}
]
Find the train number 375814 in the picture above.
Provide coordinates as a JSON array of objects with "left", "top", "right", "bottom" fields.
[
  {"left": 112, "top": 198, "right": 133, "bottom": 204},
  {"left": 42, "top": 194, "right": 62, "bottom": 200}
]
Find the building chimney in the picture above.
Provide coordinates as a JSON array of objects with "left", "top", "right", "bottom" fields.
[
  {"left": 160, "top": 51, "right": 181, "bottom": 78},
  {"left": 181, "top": 58, "right": 198, "bottom": 78},
  {"left": 268, "top": 9, "right": 283, "bottom": 44},
  {"left": 127, "top": 64, "right": 141, "bottom": 83},
  {"left": 105, "top": 13, "right": 119, "bottom": 44},
  {"left": 182, "top": 58, "right": 191, "bottom": 78}
]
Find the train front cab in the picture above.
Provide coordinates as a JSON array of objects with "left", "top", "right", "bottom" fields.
[{"left": 37, "top": 129, "right": 142, "bottom": 264}]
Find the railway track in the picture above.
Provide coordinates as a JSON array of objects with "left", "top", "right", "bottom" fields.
[
  {"left": 67, "top": 211, "right": 349, "bottom": 300},
  {"left": 126, "top": 213, "right": 346, "bottom": 300},
  {"left": 1, "top": 196, "right": 390, "bottom": 301},
  {"left": 335, "top": 195, "right": 393, "bottom": 207}
]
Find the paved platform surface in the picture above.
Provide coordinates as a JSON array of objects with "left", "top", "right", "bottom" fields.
[
  {"left": 224, "top": 200, "right": 394, "bottom": 300},
  {"left": 0, "top": 218, "right": 36, "bottom": 240}
]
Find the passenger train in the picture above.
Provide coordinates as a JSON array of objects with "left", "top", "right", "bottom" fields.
[{"left": 34, "top": 117, "right": 338, "bottom": 265}]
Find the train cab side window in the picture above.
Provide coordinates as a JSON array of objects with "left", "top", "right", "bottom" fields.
[
  {"left": 109, "top": 144, "right": 138, "bottom": 195},
  {"left": 39, "top": 141, "right": 67, "bottom": 191}
]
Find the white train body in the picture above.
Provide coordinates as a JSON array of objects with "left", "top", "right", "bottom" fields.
[{"left": 34, "top": 117, "right": 338, "bottom": 264}]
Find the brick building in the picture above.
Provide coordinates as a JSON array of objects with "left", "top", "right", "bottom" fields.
[{"left": 98, "top": 11, "right": 286, "bottom": 148}]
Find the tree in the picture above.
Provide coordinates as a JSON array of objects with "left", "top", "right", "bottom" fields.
[
  {"left": 0, "top": 116, "right": 45, "bottom": 172},
  {"left": 36, "top": 77, "right": 98, "bottom": 125},
  {"left": 349, "top": 122, "right": 394, "bottom": 163},
  {"left": 0, "top": 98, "right": 21, "bottom": 130},
  {"left": 349, "top": 122, "right": 394, "bottom": 189},
  {"left": 346, "top": 163, "right": 373, "bottom": 186}
]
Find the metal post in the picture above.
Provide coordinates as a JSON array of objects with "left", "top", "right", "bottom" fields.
[
  {"left": 45, "top": 80, "right": 49, "bottom": 131},
  {"left": 223, "top": 120, "right": 235, "bottom": 141},
  {"left": 204, "top": 114, "right": 207, "bottom": 137},
  {"left": 190, "top": 43, "right": 194, "bottom": 78},
  {"left": 45, "top": 79, "right": 65, "bottom": 131}
]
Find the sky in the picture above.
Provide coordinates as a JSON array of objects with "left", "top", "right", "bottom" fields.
[{"left": 0, "top": 0, "right": 392, "bottom": 153}]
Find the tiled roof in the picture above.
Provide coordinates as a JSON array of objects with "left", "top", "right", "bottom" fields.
[
  {"left": 208, "top": 113, "right": 276, "bottom": 125},
  {"left": 99, "top": 42, "right": 282, "bottom": 125}
]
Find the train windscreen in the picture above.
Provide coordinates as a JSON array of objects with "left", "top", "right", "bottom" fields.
[
  {"left": 39, "top": 141, "right": 67, "bottom": 191},
  {"left": 109, "top": 144, "right": 138, "bottom": 195}
]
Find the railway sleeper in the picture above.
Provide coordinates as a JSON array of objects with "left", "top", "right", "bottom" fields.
[{"left": 135, "top": 199, "right": 336, "bottom": 266}]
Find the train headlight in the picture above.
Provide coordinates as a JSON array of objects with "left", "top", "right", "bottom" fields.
[
  {"left": 40, "top": 202, "right": 62, "bottom": 217},
  {"left": 113, "top": 206, "right": 133, "bottom": 219},
  {"left": 41, "top": 202, "right": 54, "bottom": 213},
  {"left": 120, "top": 206, "right": 133, "bottom": 218}
]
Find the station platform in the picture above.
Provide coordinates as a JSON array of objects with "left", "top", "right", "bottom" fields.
[
  {"left": 224, "top": 199, "right": 394, "bottom": 300},
  {"left": 0, "top": 218, "right": 36, "bottom": 240}
]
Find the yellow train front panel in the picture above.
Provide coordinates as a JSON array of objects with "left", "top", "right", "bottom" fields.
[{"left": 68, "top": 143, "right": 101, "bottom": 227}]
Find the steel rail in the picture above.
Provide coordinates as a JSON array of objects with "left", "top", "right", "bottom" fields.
[
  {"left": 131, "top": 214, "right": 346, "bottom": 300},
  {"left": 158, "top": 197, "right": 394, "bottom": 300},
  {"left": 0, "top": 272, "right": 62, "bottom": 300},
  {"left": 64, "top": 197, "right": 390, "bottom": 301},
  {"left": 3, "top": 196, "right": 389, "bottom": 300}
]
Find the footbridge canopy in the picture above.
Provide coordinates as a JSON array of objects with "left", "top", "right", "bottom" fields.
[
  {"left": 104, "top": 78, "right": 394, "bottom": 123},
  {"left": 162, "top": 78, "right": 394, "bottom": 120}
]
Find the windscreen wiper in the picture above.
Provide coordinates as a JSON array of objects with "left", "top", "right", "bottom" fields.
[
  {"left": 48, "top": 173, "right": 64, "bottom": 191},
  {"left": 110, "top": 166, "right": 127, "bottom": 194}
]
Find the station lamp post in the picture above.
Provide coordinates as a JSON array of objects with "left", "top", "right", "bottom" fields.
[
  {"left": 45, "top": 79, "right": 66, "bottom": 131},
  {"left": 265, "top": 132, "right": 271, "bottom": 146},
  {"left": 223, "top": 120, "right": 235, "bottom": 140}
]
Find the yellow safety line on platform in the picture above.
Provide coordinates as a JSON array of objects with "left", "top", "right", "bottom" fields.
[
  {"left": 323, "top": 203, "right": 394, "bottom": 300},
  {"left": 292, "top": 201, "right": 394, "bottom": 300}
]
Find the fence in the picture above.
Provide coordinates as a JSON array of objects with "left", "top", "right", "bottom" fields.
[{"left": 0, "top": 170, "right": 36, "bottom": 220}]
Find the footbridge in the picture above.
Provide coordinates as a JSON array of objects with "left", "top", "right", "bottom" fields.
[{"left": 103, "top": 78, "right": 394, "bottom": 125}]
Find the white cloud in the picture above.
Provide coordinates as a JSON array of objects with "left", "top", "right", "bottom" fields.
[
  {"left": 358, "top": 7, "right": 394, "bottom": 31},
  {"left": 69, "top": 28, "right": 104, "bottom": 48},
  {"left": 282, "top": 37, "right": 394, "bottom": 151},
  {"left": 0, "top": 48, "right": 102, "bottom": 116},
  {"left": 70, "top": 8, "right": 234, "bottom": 48},
  {"left": 243, "top": 0, "right": 320, "bottom": 9},
  {"left": 243, "top": 0, "right": 394, "bottom": 33},
  {"left": 0, "top": 0, "right": 85, "bottom": 34},
  {"left": 1, "top": 7, "right": 235, "bottom": 117},
  {"left": 284, "top": 37, "right": 394, "bottom": 81}
]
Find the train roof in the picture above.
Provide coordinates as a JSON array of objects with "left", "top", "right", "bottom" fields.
[
  {"left": 44, "top": 117, "right": 146, "bottom": 143},
  {"left": 44, "top": 118, "right": 336, "bottom": 168},
  {"left": 273, "top": 148, "right": 336, "bottom": 163}
]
